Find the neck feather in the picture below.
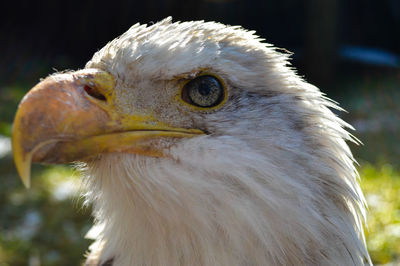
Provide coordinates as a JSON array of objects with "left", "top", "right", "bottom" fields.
[{"left": 82, "top": 136, "right": 369, "bottom": 266}]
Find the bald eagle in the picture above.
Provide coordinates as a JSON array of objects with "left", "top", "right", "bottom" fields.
[{"left": 12, "top": 18, "right": 371, "bottom": 265}]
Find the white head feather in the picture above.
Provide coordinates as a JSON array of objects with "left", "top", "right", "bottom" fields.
[{"left": 82, "top": 17, "right": 370, "bottom": 265}]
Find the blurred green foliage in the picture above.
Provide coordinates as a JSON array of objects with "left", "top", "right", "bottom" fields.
[
  {"left": 337, "top": 73, "right": 400, "bottom": 167},
  {"left": 0, "top": 84, "right": 28, "bottom": 137},
  {"left": 361, "top": 164, "right": 400, "bottom": 264},
  {"left": 0, "top": 161, "right": 92, "bottom": 265}
]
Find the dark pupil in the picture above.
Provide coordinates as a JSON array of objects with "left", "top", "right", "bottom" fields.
[
  {"left": 185, "top": 75, "right": 223, "bottom": 107},
  {"left": 198, "top": 82, "right": 212, "bottom": 96}
]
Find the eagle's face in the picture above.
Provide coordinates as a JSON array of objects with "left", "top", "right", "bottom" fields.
[
  {"left": 84, "top": 18, "right": 308, "bottom": 157},
  {"left": 12, "top": 18, "right": 370, "bottom": 265},
  {"left": 86, "top": 19, "right": 285, "bottom": 130}
]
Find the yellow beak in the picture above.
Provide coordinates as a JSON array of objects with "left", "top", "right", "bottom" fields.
[{"left": 12, "top": 69, "right": 203, "bottom": 188}]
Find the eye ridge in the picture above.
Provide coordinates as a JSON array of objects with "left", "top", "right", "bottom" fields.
[{"left": 182, "top": 75, "right": 224, "bottom": 108}]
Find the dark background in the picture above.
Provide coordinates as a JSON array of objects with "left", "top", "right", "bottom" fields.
[
  {"left": 2, "top": 0, "right": 400, "bottom": 89},
  {"left": 1, "top": 0, "right": 399, "bottom": 265}
]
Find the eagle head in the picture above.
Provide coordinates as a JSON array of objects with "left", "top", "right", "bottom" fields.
[{"left": 12, "top": 17, "right": 370, "bottom": 265}]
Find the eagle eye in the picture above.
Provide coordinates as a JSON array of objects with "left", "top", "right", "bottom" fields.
[{"left": 181, "top": 75, "right": 225, "bottom": 108}]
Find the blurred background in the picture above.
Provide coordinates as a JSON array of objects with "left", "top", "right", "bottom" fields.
[{"left": 1, "top": 0, "right": 399, "bottom": 265}]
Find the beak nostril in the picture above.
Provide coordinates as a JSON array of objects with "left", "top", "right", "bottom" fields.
[{"left": 84, "top": 85, "right": 107, "bottom": 101}]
